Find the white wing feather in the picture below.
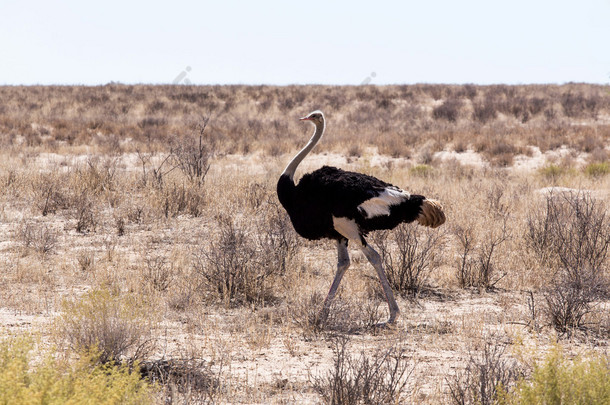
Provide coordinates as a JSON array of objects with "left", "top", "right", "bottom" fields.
[{"left": 357, "top": 187, "right": 410, "bottom": 218}]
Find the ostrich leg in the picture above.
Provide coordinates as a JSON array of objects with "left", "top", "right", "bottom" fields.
[
  {"left": 360, "top": 244, "right": 400, "bottom": 324},
  {"left": 318, "top": 238, "right": 350, "bottom": 324}
]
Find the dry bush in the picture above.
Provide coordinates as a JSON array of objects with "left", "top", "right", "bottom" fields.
[
  {"left": 255, "top": 198, "right": 300, "bottom": 275},
  {"left": 171, "top": 117, "right": 214, "bottom": 186},
  {"left": 433, "top": 99, "right": 463, "bottom": 122},
  {"left": 34, "top": 174, "right": 70, "bottom": 216},
  {"left": 140, "top": 357, "right": 222, "bottom": 404},
  {"left": 73, "top": 192, "right": 97, "bottom": 233},
  {"left": 311, "top": 336, "right": 414, "bottom": 404},
  {"left": 79, "top": 156, "right": 119, "bottom": 194},
  {"left": 561, "top": 92, "right": 601, "bottom": 118},
  {"left": 482, "top": 139, "right": 519, "bottom": 167},
  {"left": 290, "top": 293, "right": 384, "bottom": 335},
  {"left": 193, "top": 205, "right": 296, "bottom": 306},
  {"left": 76, "top": 251, "right": 95, "bottom": 273},
  {"left": 451, "top": 181, "right": 514, "bottom": 290},
  {"left": 289, "top": 292, "right": 326, "bottom": 335},
  {"left": 472, "top": 99, "right": 497, "bottom": 124},
  {"left": 454, "top": 217, "right": 510, "bottom": 291},
  {"left": 193, "top": 215, "right": 258, "bottom": 305},
  {"left": 453, "top": 224, "right": 478, "bottom": 288},
  {"left": 526, "top": 192, "right": 610, "bottom": 334},
  {"left": 373, "top": 224, "right": 445, "bottom": 296},
  {"left": 136, "top": 150, "right": 174, "bottom": 189},
  {"left": 526, "top": 192, "right": 609, "bottom": 283},
  {"left": 55, "top": 288, "right": 156, "bottom": 365},
  {"left": 447, "top": 337, "right": 522, "bottom": 405},
  {"left": 159, "top": 183, "right": 206, "bottom": 218},
  {"left": 114, "top": 215, "right": 126, "bottom": 236},
  {"left": 144, "top": 254, "right": 173, "bottom": 292},
  {"left": 18, "top": 221, "right": 58, "bottom": 255}
]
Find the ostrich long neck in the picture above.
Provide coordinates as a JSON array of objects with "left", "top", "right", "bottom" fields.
[{"left": 281, "top": 120, "right": 325, "bottom": 180}]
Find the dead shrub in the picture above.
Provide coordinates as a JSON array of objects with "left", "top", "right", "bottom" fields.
[
  {"left": 472, "top": 100, "right": 497, "bottom": 124},
  {"left": 80, "top": 156, "right": 119, "bottom": 194},
  {"left": 433, "top": 99, "right": 463, "bottom": 122},
  {"left": 144, "top": 254, "right": 173, "bottom": 292},
  {"left": 311, "top": 336, "right": 414, "bottom": 405},
  {"left": 114, "top": 215, "right": 126, "bottom": 236},
  {"left": 34, "top": 175, "right": 69, "bottom": 216},
  {"left": 193, "top": 214, "right": 283, "bottom": 306},
  {"left": 160, "top": 183, "right": 205, "bottom": 218},
  {"left": 561, "top": 92, "right": 600, "bottom": 118},
  {"left": 447, "top": 336, "right": 522, "bottom": 405},
  {"left": 254, "top": 198, "right": 300, "bottom": 276},
  {"left": 18, "top": 221, "right": 58, "bottom": 255},
  {"left": 140, "top": 357, "right": 223, "bottom": 404},
  {"left": 291, "top": 293, "right": 384, "bottom": 335},
  {"left": 484, "top": 140, "right": 518, "bottom": 167},
  {"left": 526, "top": 192, "right": 610, "bottom": 333},
  {"left": 55, "top": 288, "right": 156, "bottom": 365},
  {"left": 77, "top": 251, "right": 95, "bottom": 273},
  {"left": 544, "top": 278, "right": 601, "bottom": 335},
  {"left": 74, "top": 192, "right": 97, "bottom": 233},
  {"left": 526, "top": 192, "right": 609, "bottom": 283},
  {"left": 373, "top": 224, "right": 445, "bottom": 296},
  {"left": 454, "top": 217, "right": 510, "bottom": 291},
  {"left": 136, "top": 150, "right": 174, "bottom": 189},
  {"left": 171, "top": 117, "right": 213, "bottom": 186}
]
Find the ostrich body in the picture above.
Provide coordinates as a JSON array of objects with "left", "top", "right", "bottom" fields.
[{"left": 277, "top": 111, "right": 445, "bottom": 325}]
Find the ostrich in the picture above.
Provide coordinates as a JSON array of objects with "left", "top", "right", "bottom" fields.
[{"left": 277, "top": 110, "right": 445, "bottom": 325}]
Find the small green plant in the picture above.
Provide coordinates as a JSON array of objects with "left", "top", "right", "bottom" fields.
[
  {"left": 410, "top": 164, "right": 434, "bottom": 177},
  {"left": 0, "top": 337, "right": 155, "bottom": 404},
  {"left": 584, "top": 162, "right": 610, "bottom": 177},
  {"left": 538, "top": 164, "right": 566, "bottom": 181},
  {"left": 504, "top": 346, "right": 610, "bottom": 404}
]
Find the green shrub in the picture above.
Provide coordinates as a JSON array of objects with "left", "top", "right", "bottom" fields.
[
  {"left": 584, "top": 162, "right": 610, "bottom": 177},
  {"left": 503, "top": 346, "right": 610, "bottom": 404},
  {"left": 538, "top": 164, "right": 566, "bottom": 181},
  {"left": 0, "top": 337, "right": 155, "bottom": 404}
]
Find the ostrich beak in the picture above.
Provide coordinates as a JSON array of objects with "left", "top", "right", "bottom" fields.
[{"left": 299, "top": 116, "right": 311, "bottom": 121}]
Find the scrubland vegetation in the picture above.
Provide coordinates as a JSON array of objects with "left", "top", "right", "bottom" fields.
[{"left": 0, "top": 83, "right": 609, "bottom": 403}]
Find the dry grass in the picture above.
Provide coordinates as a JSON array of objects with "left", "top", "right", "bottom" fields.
[{"left": 0, "top": 83, "right": 608, "bottom": 403}]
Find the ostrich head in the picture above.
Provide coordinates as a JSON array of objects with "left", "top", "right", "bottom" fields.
[{"left": 300, "top": 110, "right": 324, "bottom": 126}]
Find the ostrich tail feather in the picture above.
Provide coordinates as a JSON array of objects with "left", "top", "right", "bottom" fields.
[{"left": 417, "top": 199, "right": 446, "bottom": 228}]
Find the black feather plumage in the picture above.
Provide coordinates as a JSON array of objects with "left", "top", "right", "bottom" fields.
[{"left": 277, "top": 165, "right": 425, "bottom": 244}]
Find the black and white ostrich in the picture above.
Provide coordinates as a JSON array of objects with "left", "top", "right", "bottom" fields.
[{"left": 277, "top": 110, "right": 445, "bottom": 325}]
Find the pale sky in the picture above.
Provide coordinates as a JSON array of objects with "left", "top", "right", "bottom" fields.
[{"left": 1, "top": 0, "right": 609, "bottom": 85}]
